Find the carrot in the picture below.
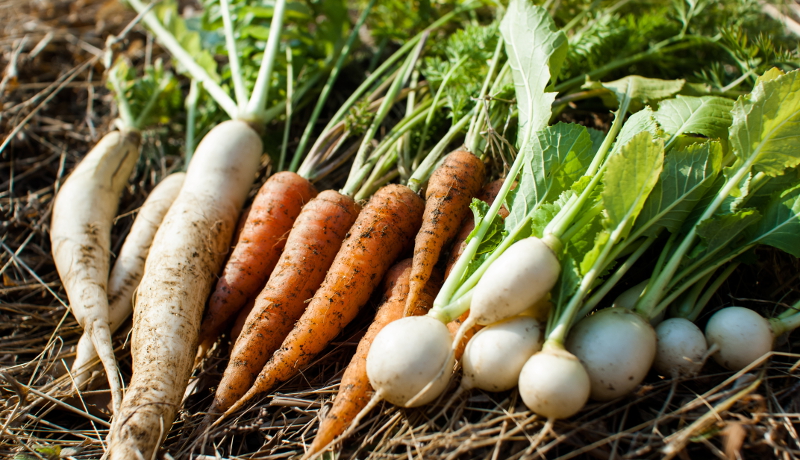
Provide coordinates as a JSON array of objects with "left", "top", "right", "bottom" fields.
[
  {"left": 443, "top": 178, "right": 506, "bottom": 279},
  {"left": 210, "top": 190, "right": 361, "bottom": 413},
  {"left": 71, "top": 172, "right": 185, "bottom": 388},
  {"left": 50, "top": 129, "right": 141, "bottom": 413},
  {"left": 406, "top": 150, "right": 485, "bottom": 316},
  {"left": 196, "top": 171, "right": 318, "bottom": 359},
  {"left": 307, "top": 259, "right": 442, "bottom": 458},
  {"left": 229, "top": 297, "right": 255, "bottom": 344},
  {"left": 216, "top": 183, "right": 424, "bottom": 420},
  {"left": 107, "top": 120, "right": 263, "bottom": 459}
]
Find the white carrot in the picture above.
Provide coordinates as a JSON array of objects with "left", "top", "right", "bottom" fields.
[
  {"left": 70, "top": 172, "right": 185, "bottom": 388},
  {"left": 50, "top": 129, "right": 141, "bottom": 414}
]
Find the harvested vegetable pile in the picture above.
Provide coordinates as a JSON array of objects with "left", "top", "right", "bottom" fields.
[{"left": 2, "top": 0, "right": 800, "bottom": 459}]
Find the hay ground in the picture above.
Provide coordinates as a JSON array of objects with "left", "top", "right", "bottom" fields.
[{"left": 2, "top": 1, "right": 800, "bottom": 459}]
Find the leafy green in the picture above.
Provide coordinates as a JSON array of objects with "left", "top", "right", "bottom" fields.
[
  {"left": 634, "top": 141, "right": 723, "bottom": 236},
  {"left": 462, "top": 199, "right": 507, "bottom": 282},
  {"left": 500, "top": 0, "right": 568, "bottom": 143},
  {"left": 505, "top": 123, "right": 594, "bottom": 232},
  {"left": 654, "top": 95, "right": 734, "bottom": 150},
  {"left": 747, "top": 183, "right": 800, "bottom": 257},
  {"left": 588, "top": 76, "right": 685, "bottom": 112},
  {"left": 729, "top": 69, "right": 800, "bottom": 177},
  {"left": 692, "top": 209, "right": 761, "bottom": 259},
  {"left": 613, "top": 107, "right": 663, "bottom": 154}
]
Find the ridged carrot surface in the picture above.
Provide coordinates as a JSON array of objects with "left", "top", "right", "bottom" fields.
[
  {"left": 197, "top": 172, "right": 318, "bottom": 358},
  {"left": 218, "top": 184, "right": 424, "bottom": 419},
  {"left": 211, "top": 190, "right": 361, "bottom": 413},
  {"left": 308, "top": 259, "right": 442, "bottom": 457},
  {"left": 406, "top": 150, "right": 485, "bottom": 315}
]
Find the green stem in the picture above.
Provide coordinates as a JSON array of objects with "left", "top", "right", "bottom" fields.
[
  {"left": 245, "top": 0, "right": 287, "bottom": 122},
  {"left": 674, "top": 270, "right": 714, "bottom": 319},
  {"left": 220, "top": 0, "right": 248, "bottom": 110},
  {"left": 559, "top": 200, "right": 603, "bottom": 243},
  {"left": 407, "top": 111, "right": 473, "bottom": 193},
  {"left": 340, "top": 44, "right": 422, "bottom": 196},
  {"left": 466, "top": 37, "right": 505, "bottom": 154},
  {"left": 278, "top": 45, "right": 294, "bottom": 172},
  {"left": 290, "top": 0, "right": 375, "bottom": 172},
  {"left": 578, "top": 234, "right": 657, "bottom": 318},
  {"left": 126, "top": 0, "right": 237, "bottom": 119},
  {"left": 399, "top": 70, "right": 421, "bottom": 181},
  {"left": 688, "top": 262, "right": 739, "bottom": 322},
  {"left": 772, "top": 300, "right": 800, "bottom": 336},
  {"left": 107, "top": 67, "right": 136, "bottom": 130},
  {"left": 184, "top": 79, "right": 200, "bottom": 168}
]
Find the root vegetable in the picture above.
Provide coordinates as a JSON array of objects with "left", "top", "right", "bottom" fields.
[
  {"left": 653, "top": 317, "right": 707, "bottom": 377},
  {"left": 704, "top": 306, "right": 773, "bottom": 371},
  {"left": 518, "top": 343, "right": 591, "bottom": 420}
]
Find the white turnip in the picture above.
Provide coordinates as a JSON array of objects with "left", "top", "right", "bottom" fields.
[
  {"left": 653, "top": 317, "right": 707, "bottom": 377},
  {"left": 704, "top": 306, "right": 773, "bottom": 371},
  {"left": 518, "top": 343, "right": 591, "bottom": 420}
]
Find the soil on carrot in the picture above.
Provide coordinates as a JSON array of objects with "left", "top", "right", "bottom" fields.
[{"left": 2, "top": 2, "right": 800, "bottom": 460}]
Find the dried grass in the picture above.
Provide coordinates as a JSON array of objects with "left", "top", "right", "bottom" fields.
[{"left": 2, "top": 1, "right": 800, "bottom": 459}]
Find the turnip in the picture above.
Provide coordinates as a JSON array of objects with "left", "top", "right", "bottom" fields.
[
  {"left": 71, "top": 172, "right": 185, "bottom": 389},
  {"left": 653, "top": 317, "right": 707, "bottom": 377},
  {"left": 366, "top": 315, "right": 454, "bottom": 407},
  {"left": 460, "top": 314, "right": 544, "bottom": 392},
  {"left": 518, "top": 342, "right": 591, "bottom": 420},
  {"left": 566, "top": 308, "right": 656, "bottom": 401},
  {"left": 704, "top": 306, "right": 773, "bottom": 371}
]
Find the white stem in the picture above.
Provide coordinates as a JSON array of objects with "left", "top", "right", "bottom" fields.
[{"left": 220, "top": 0, "right": 249, "bottom": 110}]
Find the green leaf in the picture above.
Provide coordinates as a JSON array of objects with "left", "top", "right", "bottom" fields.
[
  {"left": 590, "top": 76, "right": 685, "bottom": 113},
  {"left": 747, "top": 183, "right": 800, "bottom": 257},
  {"left": 580, "top": 229, "right": 610, "bottom": 275},
  {"left": 694, "top": 209, "right": 761, "bottom": 259},
  {"left": 729, "top": 69, "right": 800, "bottom": 177},
  {"left": 463, "top": 199, "right": 508, "bottom": 282},
  {"left": 505, "top": 123, "right": 594, "bottom": 232},
  {"left": 654, "top": 95, "right": 734, "bottom": 151},
  {"left": 634, "top": 141, "right": 723, "bottom": 236},
  {"left": 531, "top": 190, "right": 573, "bottom": 239},
  {"left": 614, "top": 108, "right": 663, "bottom": 154},
  {"left": 551, "top": 255, "right": 581, "bottom": 318},
  {"left": 603, "top": 131, "right": 665, "bottom": 237},
  {"left": 500, "top": 0, "right": 568, "bottom": 143}
]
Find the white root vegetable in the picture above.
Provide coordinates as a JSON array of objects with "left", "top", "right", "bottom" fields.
[
  {"left": 107, "top": 120, "right": 262, "bottom": 459},
  {"left": 653, "top": 317, "right": 707, "bottom": 378},
  {"left": 518, "top": 344, "right": 591, "bottom": 420},
  {"left": 367, "top": 315, "right": 454, "bottom": 407},
  {"left": 613, "top": 279, "right": 663, "bottom": 325},
  {"left": 469, "top": 237, "right": 560, "bottom": 325},
  {"left": 461, "top": 315, "right": 543, "bottom": 392},
  {"left": 704, "top": 306, "right": 773, "bottom": 371},
  {"left": 566, "top": 308, "right": 656, "bottom": 401},
  {"left": 51, "top": 129, "right": 141, "bottom": 413},
  {"left": 71, "top": 172, "right": 185, "bottom": 388}
]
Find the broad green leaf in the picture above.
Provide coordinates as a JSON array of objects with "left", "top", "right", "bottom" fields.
[
  {"left": 566, "top": 205, "right": 604, "bottom": 267},
  {"left": 756, "top": 67, "right": 785, "bottom": 86},
  {"left": 531, "top": 190, "right": 573, "bottom": 239},
  {"left": 463, "top": 199, "right": 507, "bottom": 282},
  {"left": 500, "top": 0, "right": 568, "bottom": 142},
  {"left": 551, "top": 255, "right": 581, "bottom": 317},
  {"left": 589, "top": 76, "right": 685, "bottom": 112},
  {"left": 729, "top": 70, "right": 800, "bottom": 177},
  {"left": 613, "top": 108, "right": 663, "bottom": 154},
  {"left": 747, "top": 183, "right": 800, "bottom": 257},
  {"left": 506, "top": 123, "right": 594, "bottom": 231},
  {"left": 654, "top": 95, "right": 734, "bottom": 151},
  {"left": 693, "top": 209, "right": 761, "bottom": 259},
  {"left": 743, "top": 167, "right": 800, "bottom": 210},
  {"left": 588, "top": 127, "right": 605, "bottom": 155},
  {"left": 634, "top": 141, "right": 723, "bottom": 236},
  {"left": 603, "top": 131, "right": 665, "bottom": 236},
  {"left": 580, "top": 229, "right": 610, "bottom": 275}
]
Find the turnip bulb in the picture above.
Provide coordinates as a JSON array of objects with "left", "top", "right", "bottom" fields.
[
  {"left": 566, "top": 308, "right": 656, "bottom": 401},
  {"left": 461, "top": 315, "right": 544, "bottom": 392},
  {"left": 518, "top": 344, "right": 591, "bottom": 420},
  {"left": 367, "top": 315, "right": 454, "bottom": 407},
  {"left": 470, "top": 237, "right": 560, "bottom": 325},
  {"left": 653, "top": 317, "right": 707, "bottom": 377},
  {"left": 704, "top": 306, "right": 773, "bottom": 371}
]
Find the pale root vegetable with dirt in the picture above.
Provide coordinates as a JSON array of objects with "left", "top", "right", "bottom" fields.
[
  {"left": 653, "top": 317, "right": 708, "bottom": 377},
  {"left": 71, "top": 172, "right": 185, "bottom": 388},
  {"left": 566, "top": 308, "right": 657, "bottom": 401},
  {"left": 50, "top": 129, "right": 141, "bottom": 412},
  {"left": 518, "top": 343, "right": 591, "bottom": 420},
  {"left": 461, "top": 314, "right": 544, "bottom": 392},
  {"left": 367, "top": 315, "right": 455, "bottom": 407},
  {"left": 704, "top": 306, "right": 774, "bottom": 371},
  {"left": 107, "top": 120, "right": 262, "bottom": 459}
]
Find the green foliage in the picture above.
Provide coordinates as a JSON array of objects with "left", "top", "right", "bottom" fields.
[
  {"left": 107, "top": 58, "right": 182, "bottom": 129},
  {"left": 747, "top": 182, "right": 800, "bottom": 257}
]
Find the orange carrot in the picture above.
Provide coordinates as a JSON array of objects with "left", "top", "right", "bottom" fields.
[
  {"left": 197, "top": 172, "right": 317, "bottom": 359},
  {"left": 406, "top": 150, "right": 485, "bottom": 315},
  {"left": 443, "top": 178, "right": 507, "bottom": 279},
  {"left": 210, "top": 190, "right": 360, "bottom": 412},
  {"left": 217, "top": 184, "right": 424, "bottom": 420},
  {"left": 229, "top": 297, "right": 255, "bottom": 343},
  {"left": 307, "top": 259, "right": 442, "bottom": 457}
]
